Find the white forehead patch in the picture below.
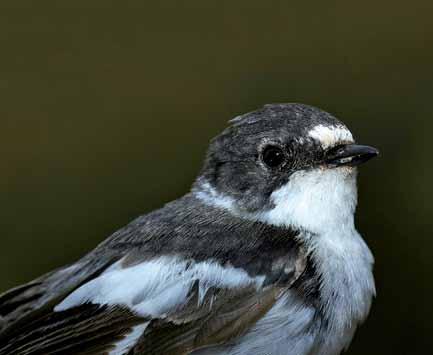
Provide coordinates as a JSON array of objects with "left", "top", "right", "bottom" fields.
[{"left": 308, "top": 125, "right": 354, "bottom": 149}]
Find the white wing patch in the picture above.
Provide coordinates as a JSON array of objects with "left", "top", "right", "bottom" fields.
[
  {"left": 55, "top": 257, "right": 265, "bottom": 354},
  {"left": 55, "top": 256, "right": 265, "bottom": 317},
  {"left": 308, "top": 124, "right": 354, "bottom": 149}
]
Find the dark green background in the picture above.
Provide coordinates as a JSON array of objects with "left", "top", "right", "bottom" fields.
[{"left": 1, "top": 1, "right": 431, "bottom": 354}]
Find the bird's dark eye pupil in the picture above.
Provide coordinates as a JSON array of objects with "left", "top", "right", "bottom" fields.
[{"left": 262, "top": 146, "right": 285, "bottom": 167}]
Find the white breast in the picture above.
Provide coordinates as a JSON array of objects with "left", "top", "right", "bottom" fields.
[{"left": 259, "top": 167, "right": 375, "bottom": 354}]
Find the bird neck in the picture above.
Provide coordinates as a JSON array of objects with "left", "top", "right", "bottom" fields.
[
  {"left": 306, "top": 228, "right": 375, "bottom": 325},
  {"left": 300, "top": 227, "right": 375, "bottom": 353}
]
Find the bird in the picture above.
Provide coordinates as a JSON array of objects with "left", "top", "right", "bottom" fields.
[{"left": 0, "top": 103, "right": 378, "bottom": 355}]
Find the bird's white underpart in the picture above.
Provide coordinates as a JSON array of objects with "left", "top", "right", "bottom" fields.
[{"left": 261, "top": 167, "right": 375, "bottom": 350}]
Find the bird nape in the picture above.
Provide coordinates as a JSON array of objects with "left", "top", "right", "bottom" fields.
[{"left": 0, "top": 103, "right": 378, "bottom": 355}]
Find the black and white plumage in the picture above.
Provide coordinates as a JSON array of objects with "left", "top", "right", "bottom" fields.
[{"left": 0, "top": 103, "right": 379, "bottom": 355}]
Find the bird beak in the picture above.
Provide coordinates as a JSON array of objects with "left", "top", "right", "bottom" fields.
[{"left": 325, "top": 144, "right": 379, "bottom": 167}]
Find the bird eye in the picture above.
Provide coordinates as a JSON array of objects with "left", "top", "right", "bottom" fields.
[{"left": 261, "top": 145, "right": 286, "bottom": 168}]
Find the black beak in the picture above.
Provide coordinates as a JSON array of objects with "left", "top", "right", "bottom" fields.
[{"left": 326, "top": 144, "right": 379, "bottom": 167}]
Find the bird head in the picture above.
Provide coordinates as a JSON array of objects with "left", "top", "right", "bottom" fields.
[{"left": 195, "top": 103, "right": 378, "bottom": 233}]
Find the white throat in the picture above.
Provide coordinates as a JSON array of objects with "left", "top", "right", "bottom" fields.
[
  {"left": 195, "top": 166, "right": 358, "bottom": 234},
  {"left": 259, "top": 167, "right": 358, "bottom": 234}
]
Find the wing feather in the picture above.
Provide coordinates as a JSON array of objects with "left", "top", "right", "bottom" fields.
[
  {"left": 0, "top": 253, "right": 123, "bottom": 350},
  {"left": 0, "top": 206, "right": 308, "bottom": 355},
  {"left": 128, "top": 282, "right": 287, "bottom": 354},
  {"left": 0, "top": 303, "right": 146, "bottom": 355}
]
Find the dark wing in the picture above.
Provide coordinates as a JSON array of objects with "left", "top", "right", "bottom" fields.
[
  {"left": 0, "top": 195, "right": 309, "bottom": 354},
  {"left": 0, "top": 250, "right": 126, "bottom": 354},
  {"left": 0, "top": 250, "right": 307, "bottom": 355},
  {"left": 128, "top": 248, "right": 309, "bottom": 355},
  {"left": 0, "top": 303, "right": 145, "bottom": 355}
]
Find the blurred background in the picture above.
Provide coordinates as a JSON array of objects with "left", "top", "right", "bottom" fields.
[{"left": 0, "top": 1, "right": 431, "bottom": 353}]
